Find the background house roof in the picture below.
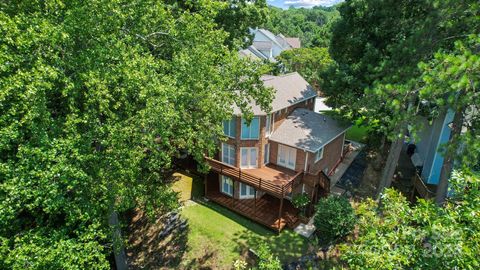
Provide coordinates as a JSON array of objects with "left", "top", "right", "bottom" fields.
[
  {"left": 253, "top": 41, "right": 273, "bottom": 50},
  {"left": 238, "top": 46, "right": 266, "bottom": 61},
  {"left": 269, "top": 108, "right": 351, "bottom": 153},
  {"left": 285, "top": 38, "right": 301, "bottom": 49},
  {"left": 233, "top": 72, "right": 317, "bottom": 116}
]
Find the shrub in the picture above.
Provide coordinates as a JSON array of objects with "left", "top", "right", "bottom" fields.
[
  {"left": 314, "top": 196, "right": 356, "bottom": 245},
  {"left": 254, "top": 243, "right": 282, "bottom": 270},
  {"left": 292, "top": 193, "right": 310, "bottom": 216}
]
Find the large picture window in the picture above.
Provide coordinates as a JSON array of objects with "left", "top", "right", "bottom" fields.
[
  {"left": 221, "top": 143, "right": 236, "bottom": 166},
  {"left": 240, "top": 147, "right": 258, "bottom": 168},
  {"left": 265, "top": 114, "right": 272, "bottom": 137},
  {"left": 221, "top": 176, "right": 233, "bottom": 196},
  {"left": 315, "top": 147, "right": 324, "bottom": 162},
  {"left": 264, "top": 143, "right": 270, "bottom": 164},
  {"left": 239, "top": 183, "right": 255, "bottom": 199},
  {"left": 277, "top": 144, "right": 296, "bottom": 170},
  {"left": 241, "top": 117, "right": 259, "bottom": 140},
  {"left": 223, "top": 118, "right": 236, "bottom": 138}
]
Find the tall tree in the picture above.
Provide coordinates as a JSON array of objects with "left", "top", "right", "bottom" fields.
[
  {"left": 419, "top": 34, "right": 480, "bottom": 204},
  {"left": 323, "top": 0, "right": 479, "bottom": 197},
  {"left": 277, "top": 47, "right": 333, "bottom": 91},
  {"left": 0, "top": 0, "right": 272, "bottom": 268}
]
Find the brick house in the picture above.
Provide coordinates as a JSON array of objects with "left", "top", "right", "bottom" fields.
[{"left": 205, "top": 72, "right": 350, "bottom": 231}]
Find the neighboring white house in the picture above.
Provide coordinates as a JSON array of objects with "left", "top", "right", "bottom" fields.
[{"left": 238, "top": 28, "right": 301, "bottom": 62}]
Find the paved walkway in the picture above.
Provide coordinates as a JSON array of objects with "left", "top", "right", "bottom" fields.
[
  {"left": 330, "top": 141, "right": 365, "bottom": 187},
  {"left": 294, "top": 141, "right": 365, "bottom": 238},
  {"left": 294, "top": 216, "right": 316, "bottom": 238}
]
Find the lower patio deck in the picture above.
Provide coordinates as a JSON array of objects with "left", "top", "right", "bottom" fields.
[{"left": 205, "top": 177, "right": 299, "bottom": 231}]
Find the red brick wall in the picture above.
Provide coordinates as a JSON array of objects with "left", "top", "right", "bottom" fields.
[
  {"left": 307, "top": 132, "right": 345, "bottom": 175},
  {"left": 219, "top": 97, "right": 316, "bottom": 169},
  {"left": 267, "top": 131, "right": 345, "bottom": 175},
  {"left": 272, "top": 98, "right": 315, "bottom": 133}
]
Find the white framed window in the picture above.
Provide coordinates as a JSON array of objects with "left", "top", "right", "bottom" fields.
[
  {"left": 315, "top": 147, "right": 324, "bottom": 162},
  {"left": 264, "top": 143, "right": 270, "bottom": 164},
  {"left": 265, "top": 114, "right": 272, "bottom": 137},
  {"left": 221, "top": 143, "right": 236, "bottom": 166},
  {"left": 240, "top": 147, "right": 258, "bottom": 168},
  {"left": 239, "top": 183, "right": 255, "bottom": 199},
  {"left": 223, "top": 118, "right": 236, "bottom": 138},
  {"left": 241, "top": 117, "right": 260, "bottom": 140},
  {"left": 277, "top": 144, "right": 296, "bottom": 170},
  {"left": 221, "top": 176, "right": 233, "bottom": 196}
]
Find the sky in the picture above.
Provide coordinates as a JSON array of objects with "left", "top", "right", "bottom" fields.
[{"left": 267, "top": 0, "right": 344, "bottom": 9}]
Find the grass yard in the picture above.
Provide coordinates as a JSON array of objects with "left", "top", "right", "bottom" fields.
[
  {"left": 320, "top": 110, "right": 371, "bottom": 144},
  {"left": 346, "top": 123, "right": 370, "bottom": 143},
  {"left": 181, "top": 201, "right": 310, "bottom": 269},
  {"left": 171, "top": 171, "right": 310, "bottom": 269},
  {"left": 127, "top": 172, "right": 311, "bottom": 269}
]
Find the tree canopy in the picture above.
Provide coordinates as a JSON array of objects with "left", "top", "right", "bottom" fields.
[
  {"left": 0, "top": 0, "right": 271, "bottom": 268},
  {"left": 340, "top": 171, "right": 480, "bottom": 269},
  {"left": 277, "top": 47, "right": 333, "bottom": 92},
  {"left": 322, "top": 0, "right": 479, "bottom": 196},
  {"left": 262, "top": 6, "right": 340, "bottom": 48}
]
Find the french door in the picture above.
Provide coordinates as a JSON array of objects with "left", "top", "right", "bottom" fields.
[
  {"left": 277, "top": 144, "right": 296, "bottom": 170},
  {"left": 239, "top": 183, "right": 255, "bottom": 199},
  {"left": 240, "top": 147, "right": 258, "bottom": 168}
]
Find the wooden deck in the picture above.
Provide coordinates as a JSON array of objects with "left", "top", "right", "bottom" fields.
[
  {"left": 206, "top": 191, "right": 299, "bottom": 231},
  {"left": 205, "top": 157, "right": 303, "bottom": 198},
  {"left": 243, "top": 164, "right": 297, "bottom": 186}
]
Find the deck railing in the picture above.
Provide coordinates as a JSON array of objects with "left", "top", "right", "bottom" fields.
[
  {"left": 205, "top": 157, "right": 303, "bottom": 198},
  {"left": 412, "top": 172, "right": 435, "bottom": 199}
]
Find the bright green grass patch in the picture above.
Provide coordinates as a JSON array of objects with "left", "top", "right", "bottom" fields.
[
  {"left": 171, "top": 171, "right": 205, "bottom": 202},
  {"left": 181, "top": 201, "right": 310, "bottom": 269},
  {"left": 320, "top": 110, "right": 371, "bottom": 143},
  {"left": 171, "top": 172, "right": 193, "bottom": 202},
  {"left": 346, "top": 123, "right": 370, "bottom": 143}
]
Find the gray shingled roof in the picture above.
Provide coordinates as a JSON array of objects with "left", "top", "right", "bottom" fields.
[
  {"left": 239, "top": 47, "right": 263, "bottom": 61},
  {"left": 285, "top": 38, "right": 301, "bottom": 49},
  {"left": 269, "top": 108, "right": 351, "bottom": 153},
  {"left": 233, "top": 72, "right": 317, "bottom": 115}
]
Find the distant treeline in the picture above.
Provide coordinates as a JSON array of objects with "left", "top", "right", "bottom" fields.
[{"left": 262, "top": 6, "right": 340, "bottom": 47}]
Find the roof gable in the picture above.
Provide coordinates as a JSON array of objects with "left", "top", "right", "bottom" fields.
[
  {"left": 233, "top": 72, "right": 317, "bottom": 115},
  {"left": 269, "top": 109, "right": 351, "bottom": 152}
]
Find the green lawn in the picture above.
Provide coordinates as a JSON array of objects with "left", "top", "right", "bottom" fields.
[
  {"left": 346, "top": 122, "right": 370, "bottom": 143},
  {"left": 181, "top": 201, "right": 310, "bottom": 269},
  {"left": 320, "top": 110, "right": 370, "bottom": 143},
  {"left": 172, "top": 172, "right": 310, "bottom": 269}
]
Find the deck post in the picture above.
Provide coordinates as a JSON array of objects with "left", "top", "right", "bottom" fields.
[
  {"left": 254, "top": 188, "right": 257, "bottom": 217},
  {"left": 204, "top": 174, "right": 208, "bottom": 198},
  {"left": 232, "top": 180, "right": 235, "bottom": 208},
  {"left": 277, "top": 186, "right": 284, "bottom": 232}
]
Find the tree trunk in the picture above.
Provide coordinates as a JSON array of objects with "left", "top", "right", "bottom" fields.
[
  {"left": 109, "top": 210, "right": 128, "bottom": 270},
  {"left": 376, "top": 126, "right": 406, "bottom": 199},
  {"left": 435, "top": 111, "right": 463, "bottom": 205}
]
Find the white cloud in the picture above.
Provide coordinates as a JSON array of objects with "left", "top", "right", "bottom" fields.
[{"left": 284, "top": 0, "right": 343, "bottom": 7}]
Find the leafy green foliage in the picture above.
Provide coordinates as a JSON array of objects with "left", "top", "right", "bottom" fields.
[
  {"left": 323, "top": 0, "right": 479, "bottom": 137},
  {"left": 292, "top": 192, "right": 310, "bottom": 217},
  {"left": 262, "top": 6, "right": 340, "bottom": 48},
  {"left": 314, "top": 196, "right": 356, "bottom": 245},
  {"left": 254, "top": 242, "right": 282, "bottom": 270},
  {"left": 277, "top": 47, "right": 333, "bottom": 91},
  {"left": 0, "top": 0, "right": 273, "bottom": 268},
  {"left": 340, "top": 171, "right": 480, "bottom": 269},
  {"left": 419, "top": 34, "right": 480, "bottom": 169}
]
